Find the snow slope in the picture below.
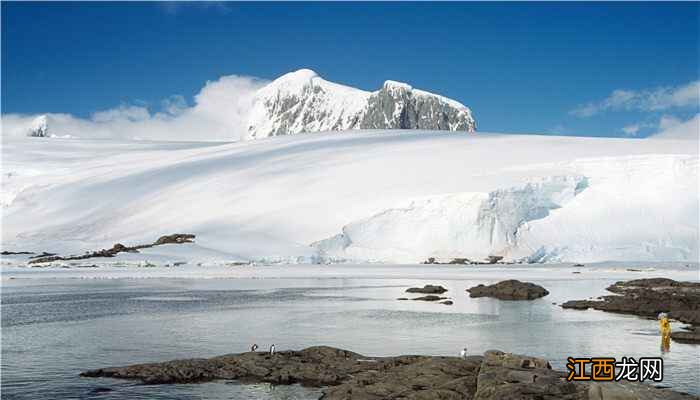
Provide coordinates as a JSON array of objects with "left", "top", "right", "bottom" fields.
[{"left": 1, "top": 131, "right": 697, "bottom": 264}]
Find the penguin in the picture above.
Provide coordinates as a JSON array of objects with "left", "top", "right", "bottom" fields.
[
  {"left": 269, "top": 344, "right": 276, "bottom": 355},
  {"left": 251, "top": 344, "right": 258, "bottom": 352},
  {"left": 460, "top": 348, "right": 467, "bottom": 359}
]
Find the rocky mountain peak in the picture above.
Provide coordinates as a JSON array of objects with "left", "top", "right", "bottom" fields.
[{"left": 246, "top": 69, "right": 476, "bottom": 139}]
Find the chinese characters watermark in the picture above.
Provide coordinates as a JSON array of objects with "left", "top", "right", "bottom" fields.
[{"left": 566, "top": 357, "right": 663, "bottom": 382}]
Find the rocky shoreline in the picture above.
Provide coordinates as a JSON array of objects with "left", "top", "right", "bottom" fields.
[
  {"left": 80, "top": 346, "right": 696, "bottom": 399},
  {"left": 561, "top": 278, "right": 700, "bottom": 343}
]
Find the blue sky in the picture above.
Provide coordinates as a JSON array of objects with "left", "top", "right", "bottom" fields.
[{"left": 2, "top": 2, "right": 698, "bottom": 138}]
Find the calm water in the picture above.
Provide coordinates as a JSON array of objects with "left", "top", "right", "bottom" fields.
[{"left": 2, "top": 266, "right": 699, "bottom": 399}]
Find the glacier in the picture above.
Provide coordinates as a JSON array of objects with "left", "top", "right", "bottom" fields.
[
  {"left": 314, "top": 176, "right": 591, "bottom": 263},
  {"left": 1, "top": 130, "right": 697, "bottom": 264}
]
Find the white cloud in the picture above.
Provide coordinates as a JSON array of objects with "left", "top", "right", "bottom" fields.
[
  {"left": 1, "top": 74, "right": 268, "bottom": 141},
  {"left": 92, "top": 104, "right": 151, "bottom": 123},
  {"left": 571, "top": 81, "right": 699, "bottom": 117},
  {"left": 621, "top": 123, "right": 642, "bottom": 136},
  {"left": 651, "top": 113, "right": 699, "bottom": 141},
  {"left": 160, "top": 95, "right": 187, "bottom": 117},
  {"left": 658, "top": 115, "right": 683, "bottom": 131}
]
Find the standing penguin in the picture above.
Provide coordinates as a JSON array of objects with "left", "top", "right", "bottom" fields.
[
  {"left": 269, "top": 344, "right": 276, "bottom": 355},
  {"left": 460, "top": 348, "right": 467, "bottom": 359},
  {"left": 251, "top": 344, "right": 258, "bottom": 352}
]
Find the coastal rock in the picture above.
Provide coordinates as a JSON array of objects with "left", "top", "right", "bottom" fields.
[
  {"left": 561, "top": 300, "right": 593, "bottom": 310},
  {"left": 562, "top": 278, "right": 700, "bottom": 343},
  {"left": 81, "top": 347, "right": 696, "bottom": 399},
  {"left": 563, "top": 278, "right": 700, "bottom": 324},
  {"left": 671, "top": 327, "right": 700, "bottom": 344},
  {"left": 82, "top": 346, "right": 483, "bottom": 398},
  {"left": 467, "top": 280, "right": 549, "bottom": 300},
  {"left": 473, "top": 350, "right": 584, "bottom": 400},
  {"left": 406, "top": 285, "right": 448, "bottom": 294}
]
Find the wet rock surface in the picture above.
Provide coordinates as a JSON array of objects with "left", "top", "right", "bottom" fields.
[
  {"left": 561, "top": 278, "right": 700, "bottom": 343},
  {"left": 467, "top": 280, "right": 549, "bottom": 300},
  {"left": 671, "top": 326, "right": 700, "bottom": 344},
  {"left": 80, "top": 346, "right": 696, "bottom": 399}
]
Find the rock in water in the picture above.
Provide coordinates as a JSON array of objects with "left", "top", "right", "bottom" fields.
[
  {"left": 562, "top": 278, "right": 700, "bottom": 343},
  {"left": 467, "top": 280, "right": 549, "bottom": 300},
  {"left": 411, "top": 295, "right": 448, "bottom": 301},
  {"left": 406, "top": 284, "right": 448, "bottom": 294}
]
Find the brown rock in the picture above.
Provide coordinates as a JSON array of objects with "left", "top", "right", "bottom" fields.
[
  {"left": 406, "top": 285, "right": 448, "bottom": 294},
  {"left": 80, "top": 346, "right": 696, "bottom": 400},
  {"left": 411, "top": 295, "right": 447, "bottom": 301},
  {"left": 467, "top": 280, "right": 549, "bottom": 300}
]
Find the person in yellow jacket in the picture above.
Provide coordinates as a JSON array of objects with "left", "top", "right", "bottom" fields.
[
  {"left": 659, "top": 313, "right": 671, "bottom": 352},
  {"left": 659, "top": 313, "right": 671, "bottom": 339}
]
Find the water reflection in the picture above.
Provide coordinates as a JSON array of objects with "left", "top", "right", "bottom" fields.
[{"left": 2, "top": 275, "right": 698, "bottom": 399}]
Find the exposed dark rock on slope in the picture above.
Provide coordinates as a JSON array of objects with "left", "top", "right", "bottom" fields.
[{"left": 28, "top": 234, "right": 195, "bottom": 264}]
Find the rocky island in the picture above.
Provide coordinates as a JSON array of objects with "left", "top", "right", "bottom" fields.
[{"left": 81, "top": 346, "right": 696, "bottom": 399}]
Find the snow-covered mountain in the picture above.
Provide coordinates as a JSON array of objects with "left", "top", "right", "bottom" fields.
[
  {"left": 28, "top": 115, "right": 49, "bottom": 137},
  {"left": 246, "top": 69, "right": 476, "bottom": 139},
  {"left": 2, "top": 131, "right": 697, "bottom": 264}
]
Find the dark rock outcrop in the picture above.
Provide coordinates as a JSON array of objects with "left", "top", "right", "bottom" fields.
[
  {"left": 81, "top": 346, "right": 696, "bottom": 399},
  {"left": 486, "top": 255, "right": 503, "bottom": 264},
  {"left": 562, "top": 278, "right": 700, "bottom": 343},
  {"left": 153, "top": 234, "right": 196, "bottom": 245},
  {"left": 1, "top": 251, "right": 35, "bottom": 255},
  {"left": 467, "top": 280, "right": 549, "bottom": 300},
  {"left": 473, "top": 350, "right": 585, "bottom": 400},
  {"left": 411, "top": 295, "right": 448, "bottom": 302},
  {"left": 28, "top": 234, "right": 196, "bottom": 264},
  {"left": 671, "top": 326, "right": 700, "bottom": 344},
  {"left": 406, "top": 285, "right": 448, "bottom": 294}
]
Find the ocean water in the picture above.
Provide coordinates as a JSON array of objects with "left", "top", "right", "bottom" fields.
[{"left": 2, "top": 264, "right": 699, "bottom": 399}]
